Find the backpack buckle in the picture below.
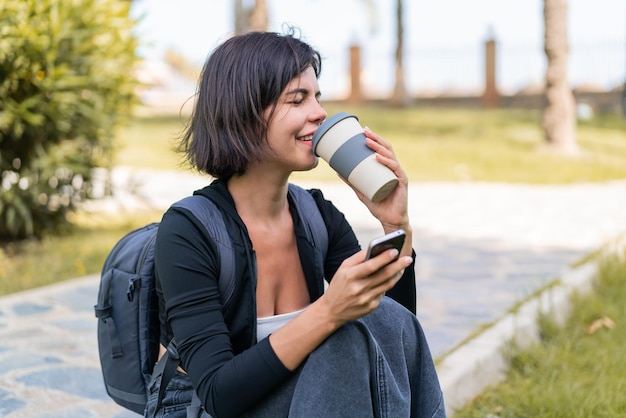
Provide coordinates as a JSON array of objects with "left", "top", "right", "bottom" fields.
[{"left": 166, "top": 341, "right": 179, "bottom": 361}]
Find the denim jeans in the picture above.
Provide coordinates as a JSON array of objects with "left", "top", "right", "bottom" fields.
[
  {"left": 145, "top": 297, "right": 446, "bottom": 417},
  {"left": 145, "top": 370, "right": 196, "bottom": 418}
]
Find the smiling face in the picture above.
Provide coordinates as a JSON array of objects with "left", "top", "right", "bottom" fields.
[{"left": 263, "top": 66, "right": 327, "bottom": 173}]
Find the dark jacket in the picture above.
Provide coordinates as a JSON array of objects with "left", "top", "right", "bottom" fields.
[{"left": 155, "top": 180, "right": 416, "bottom": 417}]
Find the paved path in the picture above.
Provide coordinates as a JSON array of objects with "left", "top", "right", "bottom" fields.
[{"left": 1, "top": 168, "right": 625, "bottom": 417}]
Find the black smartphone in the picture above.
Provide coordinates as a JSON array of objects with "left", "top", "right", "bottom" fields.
[{"left": 365, "top": 229, "right": 406, "bottom": 260}]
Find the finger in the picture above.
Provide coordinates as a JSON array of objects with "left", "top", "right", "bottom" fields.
[
  {"left": 362, "top": 248, "right": 401, "bottom": 272},
  {"left": 342, "top": 249, "right": 368, "bottom": 267},
  {"left": 368, "top": 268, "right": 405, "bottom": 296},
  {"left": 363, "top": 127, "right": 392, "bottom": 149},
  {"left": 375, "top": 152, "right": 403, "bottom": 174},
  {"left": 366, "top": 137, "right": 395, "bottom": 160},
  {"left": 363, "top": 129, "right": 394, "bottom": 153},
  {"left": 382, "top": 256, "right": 412, "bottom": 279},
  {"left": 361, "top": 256, "right": 411, "bottom": 293},
  {"left": 372, "top": 293, "right": 385, "bottom": 307},
  {"left": 366, "top": 271, "right": 403, "bottom": 305},
  {"left": 362, "top": 131, "right": 405, "bottom": 178}
]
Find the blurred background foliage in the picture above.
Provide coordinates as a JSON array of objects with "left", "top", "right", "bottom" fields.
[{"left": 0, "top": 0, "right": 139, "bottom": 240}]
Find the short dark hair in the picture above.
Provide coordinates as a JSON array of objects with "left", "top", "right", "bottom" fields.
[{"left": 178, "top": 30, "right": 322, "bottom": 179}]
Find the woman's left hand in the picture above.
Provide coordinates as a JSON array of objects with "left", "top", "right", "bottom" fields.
[{"left": 344, "top": 128, "right": 410, "bottom": 233}]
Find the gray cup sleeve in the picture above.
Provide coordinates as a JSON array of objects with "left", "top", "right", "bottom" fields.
[{"left": 328, "top": 133, "right": 373, "bottom": 179}]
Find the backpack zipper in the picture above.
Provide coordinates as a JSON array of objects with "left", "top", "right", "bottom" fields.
[{"left": 127, "top": 227, "right": 158, "bottom": 302}]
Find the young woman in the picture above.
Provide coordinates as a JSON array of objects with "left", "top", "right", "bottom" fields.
[{"left": 147, "top": 30, "right": 445, "bottom": 418}]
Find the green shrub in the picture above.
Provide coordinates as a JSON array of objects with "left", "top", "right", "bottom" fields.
[{"left": 0, "top": 0, "right": 139, "bottom": 239}]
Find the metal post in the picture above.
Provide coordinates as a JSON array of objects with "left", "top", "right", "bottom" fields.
[{"left": 349, "top": 44, "right": 363, "bottom": 105}]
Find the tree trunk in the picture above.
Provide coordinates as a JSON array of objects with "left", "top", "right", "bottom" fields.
[
  {"left": 542, "top": 0, "right": 578, "bottom": 155},
  {"left": 234, "top": 0, "right": 248, "bottom": 34},
  {"left": 249, "top": 0, "right": 268, "bottom": 32},
  {"left": 389, "top": 0, "right": 410, "bottom": 107},
  {"left": 234, "top": 0, "right": 268, "bottom": 34}
]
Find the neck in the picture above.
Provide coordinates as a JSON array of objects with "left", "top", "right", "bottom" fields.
[{"left": 227, "top": 169, "right": 290, "bottom": 221}]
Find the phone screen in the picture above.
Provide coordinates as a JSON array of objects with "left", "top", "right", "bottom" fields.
[{"left": 365, "top": 229, "right": 406, "bottom": 260}]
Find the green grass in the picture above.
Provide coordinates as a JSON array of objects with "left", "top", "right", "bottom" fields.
[
  {"left": 454, "top": 250, "right": 626, "bottom": 418},
  {"left": 325, "top": 105, "right": 626, "bottom": 184},
  {"left": 113, "top": 106, "right": 626, "bottom": 184},
  {"left": 0, "top": 211, "right": 162, "bottom": 296},
  {"left": 113, "top": 114, "right": 189, "bottom": 170}
]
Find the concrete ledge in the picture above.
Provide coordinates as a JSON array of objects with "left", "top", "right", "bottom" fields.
[{"left": 436, "top": 261, "right": 599, "bottom": 416}]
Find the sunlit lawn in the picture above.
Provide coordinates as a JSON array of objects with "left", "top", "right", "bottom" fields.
[
  {"left": 113, "top": 105, "right": 626, "bottom": 184},
  {"left": 112, "top": 114, "right": 187, "bottom": 170},
  {"left": 0, "top": 210, "right": 163, "bottom": 296}
]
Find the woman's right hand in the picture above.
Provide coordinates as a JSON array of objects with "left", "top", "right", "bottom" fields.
[
  {"left": 319, "top": 249, "right": 414, "bottom": 326},
  {"left": 268, "top": 248, "right": 412, "bottom": 371}
]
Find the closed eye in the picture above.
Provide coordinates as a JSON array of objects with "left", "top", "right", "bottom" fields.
[{"left": 285, "top": 87, "right": 322, "bottom": 106}]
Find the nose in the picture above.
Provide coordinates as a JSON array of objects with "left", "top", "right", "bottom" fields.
[{"left": 311, "top": 101, "right": 327, "bottom": 125}]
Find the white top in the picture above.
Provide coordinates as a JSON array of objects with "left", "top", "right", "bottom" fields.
[{"left": 257, "top": 307, "right": 307, "bottom": 341}]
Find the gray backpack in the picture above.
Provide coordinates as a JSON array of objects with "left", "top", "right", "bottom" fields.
[{"left": 94, "top": 184, "right": 328, "bottom": 415}]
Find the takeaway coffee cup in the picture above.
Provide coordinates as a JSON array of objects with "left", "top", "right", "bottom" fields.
[{"left": 312, "top": 112, "right": 398, "bottom": 202}]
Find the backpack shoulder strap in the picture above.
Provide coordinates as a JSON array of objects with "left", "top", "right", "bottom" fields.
[
  {"left": 173, "top": 184, "right": 329, "bottom": 305},
  {"left": 172, "top": 195, "right": 237, "bottom": 309},
  {"left": 150, "top": 194, "right": 237, "bottom": 417},
  {"left": 288, "top": 183, "right": 328, "bottom": 268}
]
